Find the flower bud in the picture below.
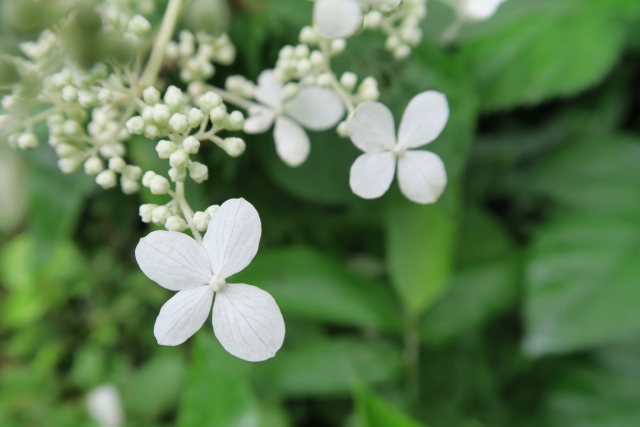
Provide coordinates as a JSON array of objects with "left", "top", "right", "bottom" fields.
[
  {"left": 222, "top": 137, "right": 245, "bottom": 157},
  {"left": 340, "top": 72, "right": 357, "bottom": 92},
  {"left": 63, "top": 120, "right": 82, "bottom": 135},
  {"left": 331, "top": 39, "right": 346, "bottom": 54},
  {"left": 394, "top": 44, "right": 411, "bottom": 60},
  {"left": 309, "top": 51, "right": 324, "bottom": 67},
  {"left": 149, "top": 175, "right": 170, "bottom": 194},
  {"left": 126, "top": 116, "right": 145, "bottom": 134},
  {"left": 152, "top": 206, "right": 170, "bottom": 224},
  {"left": 295, "top": 44, "right": 310, "bottom": 58},
  {"left": 209, "top": 106, "right": 227, "bottom": 125},
  {"left": 337, "top": 120, "right": 349, "bottom": 138},
  {"left": 317, "top": 73, "right": 333, "bottom": 87},
  {"left": 364, "top": 11, "right": 383, "bottom": 29},
  {"left": 128, "top": 15, "right": 151, "bottom": 36},
  {"left": 153, "top": 104, "right": 171, "bottom": 124},
  {"left": 296, "top": 59, "right": 312, "bottom": 76},
  {"left": 169, "top": 113, "right": 188, "bottom": 133},
  {"left": 121, "top": 177, "right": 140, "bottom": 194},
  {"left": 78, "top": 90, "right": 98, "bottom": 108},
  {"left": 205, "top": 205, "right": 220, "bottom": 216},
  {"left": 183, "top": 136, "right": 200, "bottom": 154},
  {"left": 139, "top": 204, "right": 157, "bottom": 223},
  {"left": 279, "top": 45, "right": 295, "bottom": 59},
  {"left": 62, "top": 85, "right": 78, "bottom": 102},
  {"left": 156, "top": 140, "right": 177, "bottom": 159},
  {"left": 192, "top": 211, "right": 211, "bottom": 232},
  {"left": 56, "top": 143, "right": 80, "bottom": 157},
  {"left": 282, "top": 83, "right": 299, "bottom": 100},
  {"left": 165, "top": 216, "right": 187, "bottom": 232},
  {"left": 189, "top": 162, "right": 209, "bottom": 183},
  {"left": 143, "top": 86, "right": 160, "bottom": 105},
  {"left": 188, "top": 108, "right": 205, "bottom": 128},
  {"left": 17, "top": 133, "right": 39, "bottom": 149},
  {"left": 198, "top": 92, "right": 222, "bottom": 113},
  {"left": 58, "top": 157, "right": 82, "bottom": 174},
  {"left": 299, "top": 26, "right": 319, "bottom": 45},
  {"left": 169, "top": 149, "right": 189, "bottom": 168},
  {"left": 108, "top": 157, "right": 126, "bottom": 172},
  {"left": 123, "top": 165, "right": 142, "bottom": 180},
  {"left": 97, "top": 89, "right": 113, "bottom": 104},
  {"left": 385, "top": 34, "right": 402, "bottom": 51},
  {"left": 169, "top": 167, "right": 186, "bottom": 182},
  {"left": 226, "top": 111, "right": 245, "bottom": 130},
  {"left": 84, "top": 156, "right": 104, "bottom": 175},
  {"left": 96, "top": 170, "right": 118, "bottom": 189},
  {"left": 142, "top": 171, "right": 157, "bottom": 187},
  {"left": 142, "top": 106, "right": 154, "bottom": 123},
  {"left": 144, "top": 125, "right": 159, "bottom": 139},
  {"left": 164, "top": 86, "right": 184, "bottom": 110}
]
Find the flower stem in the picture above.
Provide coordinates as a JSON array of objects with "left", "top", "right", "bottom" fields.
[
  {"left": 174, "top": 182, "right": 203, "bottom": 243},
  {"left": 205, "top": 85, "right": 259, "bottom": 111},
  {"left": 140, "top": 0, "right": 183, "bottom": 87}
]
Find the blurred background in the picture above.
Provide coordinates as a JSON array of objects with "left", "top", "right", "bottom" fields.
[{"left": 2, "top": 0, "right": 640, "bottom": 426}]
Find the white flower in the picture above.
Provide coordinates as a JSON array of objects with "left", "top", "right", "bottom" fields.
[
  {"left": 313, "top": 0, "right": 363, "bottom": 39},
  {"left": 135, "top": 198, "right": 286, "bottom": 362},
  {"left": 348, "top": 91, "right": 449, "bottom": 204},
  {"left": 243, "top": 70, "right": 344, "bottom": 166},
  {"left": 87, "top": 384, "right": 124, "bottom": 427},
  {"left": 458, "top": 0, "right": 507, "bottom": 21}
]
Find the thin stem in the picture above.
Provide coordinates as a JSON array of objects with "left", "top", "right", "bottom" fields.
[
  {"left": 403, "top": 314, "right": 420, "bottom": 405},
  {"left": 205, "top": 85, "right": 259, "bottom": 111},
  {"left": 318, "top": 39, "right": 355, "bottom": 115},
  {"left": 442, "top": 15, "right": 464, "bottom": 44},
  {"left": 173, "top": 182, "right": 203, "bottom": 243},
  {"left": 140, "top": 0, "right": 183, "bottom": 86}
]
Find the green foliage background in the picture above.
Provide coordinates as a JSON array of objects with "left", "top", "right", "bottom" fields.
[{"left": 2, "top": 0, "right": 640, "bottom": 426}]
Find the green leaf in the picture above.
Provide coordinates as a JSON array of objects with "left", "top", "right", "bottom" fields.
[
  {"left": 177, "top": 334, "right": 288, "bottom": 427},
  {"left": 386, "top": 195, "right": 456, "bottom": 316},
  {"left": 524, "top": 213, "right": 640, "bottom": 355},
  {"left": 353, "top": 383, "right": 427, "bottom": 427},
  {"left": 230, "top": 247, "right": 402, "bottom": 331},
  {"left": 422, "top": 209, "right": 521, "bottom": 345},
  {"left": 255, "top": 337, "right": 402, "bottom": 398},
  {"left": 545, "top": 343, "right": 640, "bottom": 427},
  {"left": 461, "top": 0, "right": 628, "bottom": 111},
  {"left": 0, "top": 144, "right": 27, "bottom": 233}
]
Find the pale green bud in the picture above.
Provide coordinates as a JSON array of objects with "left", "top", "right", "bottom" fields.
[
  {"left": 169, "top": 167, "right": 187, "bottom": 182},
  {"left": 96, "top": 170, "right": 118, "bottom": 189},
  {"left": 188, "top": 162, "right": 208, "bottom": 183},
  {"left": 169, "top": 149, "right": 190, "bottom": 168},
  {"left": 149, "top": 175, "right": 170, "bottom": 195},
  {"left": 222, "top": 137, "right": 245, "bottom": 157},
  {"left": 183, "top": 136, "right": 200, "bottom": 154},
  {"left": 84, "top": 156, "right": 104, "bottom": 175},
  {"left": 156, "top": 140, "right": 177, "bottom": 159}
]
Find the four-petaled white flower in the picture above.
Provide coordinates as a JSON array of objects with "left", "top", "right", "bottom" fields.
[
  {"left": 458, "top": 0, "right": 507, "bottom": 21},
  {"left": 348, "top": 91, "right": 449, "bottom": 204},
  {"left": 135, "top": 198, "right": 285, "bottom": 362},
  {"left": 243, "top": 70, "right": 344, "bottom": 167},
  {"left": 313, "top": 0, "right": 363, "bottom": 39}
]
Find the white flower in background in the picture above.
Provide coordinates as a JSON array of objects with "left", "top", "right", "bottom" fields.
[
  {"left": 458, "top": 0, "right": 507, "bottom": 21},
  {"left": 87, "top": 384, "right": 124, "bottom": 427},
  {"left": 135, "top": 198, "right": 285, "bottom": 362},
  {"left": 348, "top": 91, "right": 449, "bottom": 204},
  {"left": 244, "top": 70, "right": 344, "bottom": 167},
  {"left": 313, "top": 0, "right": 363, "bottom": 39}
]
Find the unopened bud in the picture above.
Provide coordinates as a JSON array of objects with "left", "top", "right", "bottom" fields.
[
  {"left": 155, "top": 140, "right": 177, "bottom": 159},
  {"left": 192, "top": 211, "right": 211, "bottom": 232},
  {"left": 149, "top": 175, "right": 170, "bottom": 194},
  {"left": 209, "top": 106, "right": 227, "bottom": 125},
  {"left": 164, "top": 86, "right": 184, "bottom": 110},
  {"left": 189, "top": 162, "right": 209, "bottom": 183},
  {"left": 188, "top": 108, "right": 204, "bottom": 128},
  {"left": 126, "top": 116, "right": 145, "bottom": 134},
  {"left": 165, "top": 215, "right": 187, "bottom": 232},
  {"left": 198, "top": 92, "right": 222, "bottom": 113},
  {"left": 205, "top": 205, "right": 220, "bottom": 216},
  {"left": 17, "top": 133, "right": 38, "bottom": 149},
  {"left": 169, "top": 167, "right": 186, "bottom": 182},
  {"left": 108, "top": 157, "right": 126, "bottom": 172},
  {"left": 340, "top": 72, "right": 357, "bottom": 92},
  {"left": 62, "top": 85, "right": 78, "bottom": 102},
  {"left": 299, "top": 26, "right": 319, "bottom": 45},
  {"left": 121, "top": 177, "right": 140, "bottom": 194},
  {"left": 58, "top": 157, "right": 82, "bottom": 174},
  {"left": 152, "top": 206, "right": 170, "bottom": 224},
  {"left": 96, "top": 170, "right": 118, "bottom": 189},
  {"left": 153, "top": 104, "right": 171, "bottom": 124},
  {"left": 226, "top": 111, "right": 245, "bottom": 130},
  {"left": 331, "top": 39, "right": 346, "bottom": 54},
  {"left": 143, "top": 86, "right": 160, "bottom": 105},
  {"left": 183, "top": 136, "right": 200, "bottom": 154},
  {"left": 142, "top": 171, "right": 157, "bottom": 187},
  {"left": 169, "top": 149, "right": 189, "bottom": 168},
  {"left": 169, "top": 113, "right": 188, "bottom": 133},
  {"left": 128, "top": 15, "right": 151, "bottom": 36},
  {"left": 139, "top": 204, "right": 157, "bottom": 223},
  {"left": 222, "top": 137, "right": 245, "bottom": 157},
  {"left": 84, "top": 156, "right": 104, "bottom": 175}
]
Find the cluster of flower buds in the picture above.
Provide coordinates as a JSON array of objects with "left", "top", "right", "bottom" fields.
[
  {"left": 166, "top": 31, "right": 236, "bottom": 83},
  {"left": 365, "top": 0, "right": 427, "bottom": 59}
]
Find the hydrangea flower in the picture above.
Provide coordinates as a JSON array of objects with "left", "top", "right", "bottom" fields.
[
  {"left": 458, "top": 0, "right": 507, "bottom": 21},
  {"left": 244, "top": 70, "right": 344, "bottom": 166},
  {"left": 313, "top": 0, "right": 363, "bottom": 39},
  {"left": 135, "top": 198, "right": 285, "bottom": 362},
  {"left": 348, "top": 91, "right": 449, "bottom": 204}
]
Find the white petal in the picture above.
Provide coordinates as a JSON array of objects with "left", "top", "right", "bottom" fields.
[
  {"left": 254, "top": 70, "right": 283, "bottom": 108},
  {"left": 397, "top": 150, "right": 447, "bottom": 204},
  {"left": 273, "top": 116, "right": 311, "bottom": 167},
  {"left": 202, "top": 198, "right": 261, "bottom": 279},
  {"left": 398, "top": 91, "right": 449, "bottom": 149},
  {"left": 154, "top": 286, "right": 214, "bottom": 346},
  {"left": 135, "top": 231, "right": 211, "bottom": 291},
  {"left": 348, "top": 101, "right": 397, "bottom": 153},
  {"left": 314, "top": 0, "right": 363, "bottom": 39},
  {"left": 243, "top": 105, "right": 276, "bottom": 134},
  {"left": 212, "top": 283, "right": 285, "bottom": 362},
  {"left": 284, "top": 87, "right": 345, "bottom": 131},
  {"left": 460, "top": 0, "right": 506, "bottom": 21},
  {"left": 350, "top": 152, "right": 396, "bottom": 199}
]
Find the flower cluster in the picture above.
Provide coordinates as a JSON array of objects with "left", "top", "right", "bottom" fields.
[{"left": 0, "top": 0, "right": 507, "bottom": 360}]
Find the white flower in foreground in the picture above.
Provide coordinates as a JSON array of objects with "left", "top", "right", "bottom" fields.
[
  {"left": 244, "top": 70, "right": 344, "bottom": 167},
  {"left": 348, "top": 91, "right": 449, "bottom": 204},
  {"left": 314, "top": 0, "right": 363, "bottom": 39},
  {"left": 87, "top": 384, "right": 124, "bottom": 427},
  {"left": 135, "top": 198, "right": 285, "bottom": 362},
  {"left": 458, "top": 0, "right": 507, "bottom": 21}
]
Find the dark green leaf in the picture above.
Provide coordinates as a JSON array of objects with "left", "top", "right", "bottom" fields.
[{"left": 353, "top": 383, "right": 427, "bottom": 427}]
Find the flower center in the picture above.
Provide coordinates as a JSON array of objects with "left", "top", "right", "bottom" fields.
[
  {"left": 209, "top": 274, "right": 226, "bottom": 292},
  {"left": 391, "top": 144, "right": 406, "bottom": 157}
]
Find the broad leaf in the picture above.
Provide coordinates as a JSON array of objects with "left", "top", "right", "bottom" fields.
[
  {"left": 230, "top": 247, "right": 402, "bottom": 331},
  {"left": 353, "top": 383, "right": 427, "bottom": 427}
]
